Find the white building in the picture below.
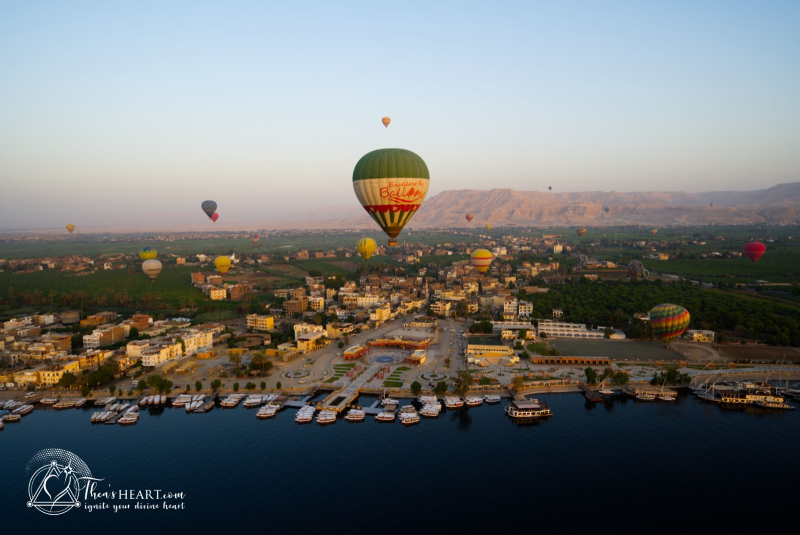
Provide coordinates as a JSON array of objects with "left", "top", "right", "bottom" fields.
[
  {"left": 293, "top": 323, "right": 324, "bottom": 340},
  {"left": 140, "top": 342, "right": 182, "bottom": 367},
  {"left": 538, "top": 320, "right": 610, "bottom": 340},
  {"left": 518, "top": 302, "right": 533, "bottom": 318}
]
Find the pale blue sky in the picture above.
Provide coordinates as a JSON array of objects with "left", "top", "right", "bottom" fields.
[{"left": 1, "top": 1, "right": 798, "bottom": 230}]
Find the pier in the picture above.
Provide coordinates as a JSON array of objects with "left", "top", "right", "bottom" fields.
[{"left": 579, "top": 383, "right": 604, "bottom": 402}]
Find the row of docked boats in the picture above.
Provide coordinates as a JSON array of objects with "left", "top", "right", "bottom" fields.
[
  {"left": 219, "top": 393, "right": 247, "bottom": 407},
  {"left": 622, "top": 387, "right": 677, "bottom": 402},
  {"left": 95, "top": 396, "right": 117, "bottom": 406},
  {"left": 185, "top": 396, "right": 214, "bottom": 413},
  {"left": 295, "top": 405, "right": 316, "bottom": 423},
  {"left": 90, "top": 402, "right": 132, "bottom": 424},
  {"left": 139, "top": 395, "right": 167, "bottom": 407},
  {"left": 693, "top": 380, "right": 795, "bottom": 410}
]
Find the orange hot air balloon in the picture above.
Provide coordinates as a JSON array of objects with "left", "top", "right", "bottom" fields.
[
  {"left": 466, "top": 213, "right": 474, "bottom": 223},
  {"left": 470, "top": 249, "right": 494, "bottom": 274},
  {"left": 382, "top": 117, "right": 391, "bottom": 128},
  {"left": 576, "top": 228, "right": 587, "bottom": 238},
  {"left": 66, "top": 224, "right": 75, "bottom": 234}
]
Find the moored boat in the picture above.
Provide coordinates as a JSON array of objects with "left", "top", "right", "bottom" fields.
[
  {"left": 464, "top": 396, "right": 484, "bottom": 407},
  {"left": 4, "top": 413, "right": 22, "bottom": 423},
  {"left": 345, "top": 409, "right": 366, "bottom": 422},
  {"left": 444, "top": 396, "right": 464, "bottom": 409},
  {"left": 375, "top": 411, "right": 396, "bottom": 422},
  {"left": 295, "top": 405, "right": 316, "bottom": 423},
  {"left": 399, "top": 412, "right": 420, "bottom": 425},
  {"left": 39, "top": 398, "right": 58, "bottom": 405},
  {"left": 257, "top": 405, "right": 278, "bottom": 419},
  {"left": 636, "top": 393, "right": 657, "bottom": 401},
  {"left": 75, "top": 398, "right": 86, "bottom": 408},
  {"left": 316, "top": 410, "right": 337, "bottom": 425},
  {"left": 505, "top": 399, "right": 552, "bottom": 419},
  {"left": 484, "top": 395, "right": 501, "bottom": 404}
]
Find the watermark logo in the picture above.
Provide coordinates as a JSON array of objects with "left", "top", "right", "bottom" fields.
[{"left": 26, "top": 449, "right": 98, "bottom": 516}]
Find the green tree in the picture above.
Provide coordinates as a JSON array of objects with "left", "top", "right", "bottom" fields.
[
  {"left": 518, "top": 328, "right": 528, "bottom": 340},
  {"left": 211, "top": 379, "right": 222, "bottom": 390},
  {"left": 138, "top": 379, "right": 147, "bottom": 392},
  {"left": 338, "top": 341, "right": 344, "bottom": 349},
  {"left": 276, "top": 381, "right": 282, "bottom": 390},
  {"left": 227, "top": 350, "right": 243, "bottom": 371},
  {"left": 511, "top": 375, "right": 525, "bottom": 390},
  {"left": 434, "top": 381, "right": 448, "bottom": 394},
  {"left": 195, "top": 380, "right": 202, "bottom": 391},
  {"left": 584, "top": 367, "right": 598, "bottom": 385},
  {"left": 81, "top": 386, "right": 90, "bottom": 397},
  {"left": 108, "top": 385, "right": 116, "bottom": 395},
  {"left": 233, "top": 382, "right": 240, "bottom": 392},
  {"left": 454, "top": 370, "right": 473, "bottom": 396},
  {"left": 613, "top": 371, "right": 629, "bottom": 385},
  {"left": 57, "top": 372, "right": 78, "bottom": 388},
  {"left": 411, "top": 381, "right": 422, "bottom": 395},
  {"left": 260, "top": 381, "right": 266, "bottom": 390}
]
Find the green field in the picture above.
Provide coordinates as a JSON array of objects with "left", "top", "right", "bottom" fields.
[{"left": 550, "top": 339, "right": 678, "bottom": 360}]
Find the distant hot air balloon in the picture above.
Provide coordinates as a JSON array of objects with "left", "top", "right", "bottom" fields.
[
  {"left": 210, "top": 213, "right": 219, "bottom": 223},
  {"left": 352, "top": 148, "right": 429, "bottom": 246},
  {"left": 650, "top": 227, "right": 658, "bottom": 236},
  {"left": 548, "top": 186, "right": 552, "bottom": 191},
  {"left": 250, "top": 233, "right": 260, "bottom": 246},
  {"left": 604, "top": 206, "right": 610, "bottom": 213},
  {"left": 650, "top": 304, "right": 690, "bottom": 344},
  {"left": 576, "top": 228, "right": 587, "bottom": 238},
  {"left": 356, "top": 237, "right": 377, "bottom": 261},
  {"left": 382, "top": 117, "right": 391, "bottom": 128},
  {"left": 603, "top": 234, "right": 606, "bottom": 238},
  {"left": 470, "top": 249, "right": 494, "bottom": 274},
  {"left": 65, "top": 224, "right": 75, "bottom": 234},
  {"left": 743, "top": 241, "right": 766, "bottom": 263},
  {"left": 139, "top": 247, "right": 157, "bottom": 260},
  {"left": 485, "top": 224, "right": 492, "bottom": 231},
  {"left": 466, "top": 213, "right": 474, "bottom": 223},
  {"left": 141, "top": 259, "right": 162, "bottom": 281},
  {"left": 201, "top": 200, "right": 217, "bottom": 219},
  {"left": 627, "top": 260, "right": 650, "bottom": 280},
  {"left": 710, "top": 202, "right": 715, "bottom": 207},
  {"left": 214, "top": 256, "right": 231, "bottom": 274}
]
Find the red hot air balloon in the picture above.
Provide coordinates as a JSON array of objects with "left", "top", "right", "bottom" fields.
[
  {"left": 465, "top": 213, "right": 474, "bottom": 223},
  {"left": 210, "top": 213, "right": 219, "bottom": 223},
  {"left": 743, "top": 241, "right": 766, "bottom": 263}
]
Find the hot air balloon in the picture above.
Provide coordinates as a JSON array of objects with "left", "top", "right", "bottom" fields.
[
  {"left": 356, "top": 237, "right": 377, "bottom": 261},
  {"left": 650, "top": 304, "right": 690, "bottom": 344},
  {"left": 485, "top": 224, "right": 492, "bottom": 231},
  {"left": 650, "top": 227, "right": 658, "bottom": 236},
  {"left": 201, "top": 200, "right": 217, "bottom": 219},
  {"left": 65, "top": 224, "right": 75, "bottom": 234},
  {"left": 352, "top": 148, "right": 429, "bottom": 246},
  {"left": 214, "top": 256, "right": 231, "bottom": 274},
  {"left": 548, "top": 186, "right": 552, "bottom": 191},
  {"left": 210, "top": 213, "right": 219, "bottom": 223},
  {"left": 465, "top": 213, "right": 474, "bottom": 223},
  {"left": 576, "top": 228, "right": 587, "bottom": 238},
  {"left": 743, "top": 241, "right": 766, "bottom": 263},
  {"left": 250, "top": 233, "right": 260, "bottom": 246},
  {"left": 627, "top": 260, "right": 650, "bottom": 280},
  {"left": 470, "top": 249, "right": 494, "bottom": 274},
  {"left": 382, "top": 117, "right": 391, "bottom": 128},
  {"left": 141, "top": 259, "right": 162, "bottom": 281},
  {"left": 604, "top": 206, "right": 610, "bottom": 213},
  {"left": 710, "top": 202, "right": 715, "bottom": 207},
  {"left": 139, "top": 247, "right": 157, "bottom": 260}
]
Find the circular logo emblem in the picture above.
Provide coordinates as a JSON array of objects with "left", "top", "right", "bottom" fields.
[{"left": 26, "top": 449, "right": 91, "bottom": 516}]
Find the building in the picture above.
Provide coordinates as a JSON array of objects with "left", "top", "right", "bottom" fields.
[
  {"left": 61, "top": 310, "right": 81, "bottom": 324},
  {"left": 308, "top": 296, "right": 325, "bottom": 312},
  {"left": 246, "top": 314, "right": 275, "bottom": 332},
  {"left": 40, "top": 332, "right": 72, "bottom": 352},
  {"left": 405, "top": 349, "right": 427, "bottom": 365},
  {"left": 294, "top": 323, "right": 324, "bottom": 339},
  {"left": 208, "top": 287, "right": 227, "bottom": 300},
  {"left": 685, "top": 329, "right": 715, "bottom": 343},
  {"left": 140, "top": 341, "right": 182, "bottom": 367},
  {"left": 296, "top": 331, "right": 326, "bottom": 352},
  {"left": 537, "top": 320, "right": 616, "bottom": 340},
  {"left": 429, "top": 301, "right": 452, "bottom": 317},
  {"left": 503, "top": 299, "right": 518, "bottom": 317},
  {"left": 370, "top": 304, "right": 392, "bottom": 323},
  {"left": 83, "top": 325, "right": 126, "bottom": 348},
  {"left": 326, "top": 323, "right": 355, "bottom": 339},
  {"left": 343, "top": 345, "right": 367, "bottom": 360},
  {"left": 552, "top": 308, "right": 564, "bottom": 318},
  {"left": 518, "top": 301, "right": 534, "bottom": 318},
  {"left": 284, "top": 297, "right": 309, "bottom": 317}
]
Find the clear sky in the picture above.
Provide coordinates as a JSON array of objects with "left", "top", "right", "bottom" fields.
[{"left": 1, "top": 0, "right": 798, "bottom": 231}]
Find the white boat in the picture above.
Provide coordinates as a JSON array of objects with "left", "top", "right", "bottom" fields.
[
  {"left": 399, "top": 405, "right": 417, "bottom": 414},
  {"left": 484, "top": 395, "right": 501, "bottom": 404},
  {"left": 147, "top": 396, "right": 155, "bottom": 405},
  {"left": 464, "top": 396, "right": 484, "bottom": 407},
  {"left": 399, "top": 412, "right": 420, "bottom": 425},
  {"left": 418, "top": 396, "right": 438, "bottom": 404},
  {"left": 375, "top": 411, "right": 396, "bottom": 422},
  {"left": 118, "top": 414, "right": 138, "bottom": 425},
  {"left": 636, "top": 393, "right": 657, "bottom": 401},
  {"left": 0, "top": 420, "right": 3, "bottom": 431},
  {"left": 345, "top": 409, "right": 366, "bottom": 422},
  {"left": 15, "top": 405, "right": 34, "bottom": 416},
  {"left": 139, "top": 397, "right": 148, "bottom": 406},
  {"left": 39, "top": 398, "right": 58, "bottom": 405},
  {"left": 658, "top": 394, "right": 676, "bottom": 401},
  {"left": 54, "top": 400, "right": 76, "bottom": 410},
  {"left": 444, "top": 397, "right": 464, "bottom": 409},
  {"left": 257, "top": 405, "right": 278, "bottom": 419},
  {"left": 244, "top": 396, "right": 264, "bottom": 408},
  {"left": 506, "top": 399, "right": 552, "bottom": 419},
  {"left": 420, "top": 406, "right": 440, "bottom": 418},
  {"left": 380, "top": 398, "right": 399, "bottom": 406},
  {"left": 316, "top": 410, "right": 337, "bottom": 425},
  {"left": 295, "top": 406, "right": 316, "bottom": 423},
  {"left": 3, "top": 413, "right": 21, "bottom": 423},
  {"left": 75, "top": 398, "right": 86, "bottom": 408},
  {"left": 90, "top": 411, "right": 99, "bottom": 422}
]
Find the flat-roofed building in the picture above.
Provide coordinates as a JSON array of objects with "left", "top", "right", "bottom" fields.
[{"left": 246, "top": 314, "right": 275, "bottom": 332}]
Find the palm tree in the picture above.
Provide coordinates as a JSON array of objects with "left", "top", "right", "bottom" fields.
[
  {"left": 250, "top": 352, "right": 269, "bottom": 374},
  {"left": 227, "top": 350, "right": 243, "bottom": 371}
]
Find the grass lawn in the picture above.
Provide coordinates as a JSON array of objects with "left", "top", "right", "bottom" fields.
[{"left": 382, "top": 380, "right": 404, "bottom": 388}]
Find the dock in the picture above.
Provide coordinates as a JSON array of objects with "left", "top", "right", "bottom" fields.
[{"left": 579, "top": 383, "right": 604, "bottom": 402}]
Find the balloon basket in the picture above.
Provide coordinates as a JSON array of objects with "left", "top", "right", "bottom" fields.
[{"left": 388, "top": 240, "right": 398, "bottom": 247}]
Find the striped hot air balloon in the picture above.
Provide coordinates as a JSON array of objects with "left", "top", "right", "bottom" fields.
[
  {"left": 650, "top": 304, "right": 690, "bottom": 344},
  {"left": 356, "top": 237, "right": 377, "bottom": 261},
  {"left": 381, "top": 117, "right": 391, "bottom": 128},
  {"left": 465, "top": 213, "right": 474, "bottom": 223},
  {"left": 250, "top": 233, "right": 260, "bottom": 246},
  {"left": 352, "top": 148, "right": 429, "bottom": 246},
  {"left": 139, "top": 247, "right": 157, "bottom": 260},
  {"left": 576, "top": 228, "right": 587, "bottom": 238},
  {"left": 627, "top": 260, "right": 649, "bottom": 280},
  {"left": 470, "top": 249, "right": 494, "bottom": 275}
]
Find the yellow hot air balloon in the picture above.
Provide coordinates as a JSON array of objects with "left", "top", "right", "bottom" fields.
[
  {"left": 485, "top": 224, "right": 492, "bottom": 231},
  {"left": 471, "top": 249, "right": 494, "bottom": 274},
  {"left": 382, "top": 117, "right": 391, "bottom": 128},
  {"left": 66, "top": 224, "right": 75, "bottom": 234},
  {"left": 356, "top": 238, "right": 377, "bottom": 261},
  {"left": 139, "top": 247, "right": 157, "bottom": 260},
  {"left": 214, "top": 256, "right": 231, "bottom": 274},
  {"left": 141, "top": 259, "right": 162, "bottom": 281},
  {"left": 352, "top": 148, "right": 429, "bottom": 246}
]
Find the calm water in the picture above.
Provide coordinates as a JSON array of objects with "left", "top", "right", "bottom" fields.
[{"left": 2, "top": 393, "right": 798, "bottom": 533}]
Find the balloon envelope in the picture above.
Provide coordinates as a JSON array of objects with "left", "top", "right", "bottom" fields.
[
  {"left": 356, "top": 237, "right": 377, "bottom": 261},
  {"left": 548, "top": 186, "right": 552, "bottom": 191},
  {"left": 210, "top": 213, "right": 219, "bottom": 223},
  {"left": 650, "top": 228, "right": 658, "bottom": 236},
  {"left": 66, "top": 224, "right": 75, "bottom": 234},
  {"left": 142, "top": 259, "right": 162, "bottom": 280},
  {"left": 710, "top": 202, "right": 715, "bottom": 207},
  {"left": 250, "top": 233, "right": 259, "bottom": 246},
  {"left": 352, "top": 148, "right": 429, "bottom": 246},
  {"left": 485, "top": 224, "right": 492, "bottom": 231},
  {"left": 470, "top": 249, "right": 494, "bottom": 274},
  {"left": 382, "top": 117, "right": 391, "bottom": 128},
  {"left": 139, "top": 247, "right": 157, "bottom": 260},
  {"left": 627, "top": 260, "right": 650, "bottom": 280},
  {"left": 604, "top": 206, "right": 610, "bottom": 213},
  {"left": 214, "top": 256, "right": 231, "bottom": 274},
  {"left": 201, "top": 200, "right": 217, "bottom": 218},
  {"left": 650, "top": 303, "right": 690, "bottom": 344},
  {"left": 743, "top": 241, "right": 766, "bottom": 263},
  {"left": 576, "top": 228, "right": 587, "bottom": 237},
  {"left": 465, "top": 213, "right": 474, "bottom": 223}
]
